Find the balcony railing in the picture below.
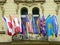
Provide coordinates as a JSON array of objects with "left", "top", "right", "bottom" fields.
[{"left": 54, "top": 0, "right": 60, "bottom": 4}]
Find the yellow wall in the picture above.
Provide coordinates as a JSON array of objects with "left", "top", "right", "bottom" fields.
[{"left": 0, "top": 0, "right": 60, "bottom": 42}]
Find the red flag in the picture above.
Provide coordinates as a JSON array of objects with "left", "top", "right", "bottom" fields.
[
  {"left": 2, "top": 16, "right": 13, "bottom": 36},
  {"left": 8, "top": 22, "right": 13, "bottom": 29},
  {"left": 9, "top": 15, "right": 15, "bottom": 35},
  {"left": 7, "top": 21, "right": 13, "bottom": 36},
  {"left": 14, "top": 17, "right": 20, "bottom": 34}
]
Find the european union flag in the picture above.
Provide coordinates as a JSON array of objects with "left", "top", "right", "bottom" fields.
[
  {"left": 32, "top": 16, "right": 38, "bottom": 34},
  {"left": 45, "top": 15, "right": 53, "bottom": 37},
  {"left": 52, "top": 15, "right": 58, "bottom": 37}
]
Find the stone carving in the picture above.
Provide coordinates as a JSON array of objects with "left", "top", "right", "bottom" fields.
[
  {"left": 22, "top": 3, "right": 37, "bottom": 7},
  {"left": 14, "top": 0, "right": 45, "bottom": 3}
]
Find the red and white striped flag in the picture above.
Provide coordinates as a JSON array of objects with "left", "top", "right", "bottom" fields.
[
  {"left": 9, "top": 15, "right": 15, "bottom": 35},
  {"left": 14, "top": 16, "right": 20, "bottom": 34}
]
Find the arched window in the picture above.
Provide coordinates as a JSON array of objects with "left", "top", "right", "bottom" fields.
[
  {"left": 21, "top": 7, "right": 28, "bottom": 35},
  {"left": 32, "top": 7, "right": 39, "bottom": 15},
  {"left": 21, "top": 7, "right": 28, "bottom": 15},
  {"left": 32, "top": 7, "right": 40, "bottom": 27}
]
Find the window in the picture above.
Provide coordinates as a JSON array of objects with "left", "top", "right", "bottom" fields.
[
  {"left": 32, "top": 7, "right": 39, "bottom": 15},
  {"left": 21, "top": 7, "right": 28, "bottom": 36},
  {"left": 32, "top": 7, "right": 39, "bottom": 25},
  {"left": 21, "top": 7, "right": 28, "bottom": 15}
]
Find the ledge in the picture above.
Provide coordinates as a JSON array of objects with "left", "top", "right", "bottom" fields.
[
  {"left": 0, "top": 31, "right": 5, "bottom": 34},
  {"left": 0, "top": 41, "right": 60, "bottom": 45}
]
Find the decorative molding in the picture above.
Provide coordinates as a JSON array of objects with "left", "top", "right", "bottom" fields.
[
  {"left": 14, "top": 0, "right": 45, "bottom": 4},
  {"left": 22, "top": 3, "right": 37, "bottom": 7}
]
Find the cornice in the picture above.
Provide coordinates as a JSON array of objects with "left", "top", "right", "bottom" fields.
[{"left": 14, "top": 0, "right": 45, "bottom": 4}]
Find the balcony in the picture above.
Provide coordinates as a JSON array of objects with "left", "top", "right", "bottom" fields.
[
  {"left": 0, "top": 0, "right": 6, "bottom": 5},
  {"left": 54, "top": 0, "right": 60, "bottom": 4},
  {"left": 14, "top": 0, "right": 45, "bottom": 4}
]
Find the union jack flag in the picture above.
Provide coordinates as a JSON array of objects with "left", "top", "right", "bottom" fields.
[{"left": 40, "top": 15, "right": 46, "bottom": 36}]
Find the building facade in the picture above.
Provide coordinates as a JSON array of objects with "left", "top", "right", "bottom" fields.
[{"left": 0, "top": 0, "right": 60, "bottom": 42}]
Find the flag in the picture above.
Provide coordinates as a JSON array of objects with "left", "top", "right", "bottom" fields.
[
  {"left": 36, "top": 17, "right": 41, "bottom": 34},
  {"left": 40, "top": 15, "right": 46, "bottom": 36},
  {"left": 26, "top": 15, "right": 33, "bottom": 33},
  {"left": 21, "top": 21, "right": 25, "bottom": 34},
  {"left": 2, "top": 16, "right": 8, "bottom": 34},
  {"left": 14, "top": 17, "right": 20, "bottom": 34},
  {"left": 52, "top": 15, "right": 58, "bottom": 37},
  {"left": 45, "top": 15, "right": 53, "bottom": 37},
  {"left": 9, "top": 15, "right": 15, "bottom": 35},
  {"left": 2, "top": 16, "right": 13, "bottom": 36},
  {"left": 19, "top": 17, "right": 23, "bottom": 34},
  {"left": 32, "top": 16, "right": 38, "bottom": 34}
]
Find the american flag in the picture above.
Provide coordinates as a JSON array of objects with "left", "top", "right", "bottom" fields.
[{"left": 26, "top": 15, "right": 33, "bottom": 33}]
